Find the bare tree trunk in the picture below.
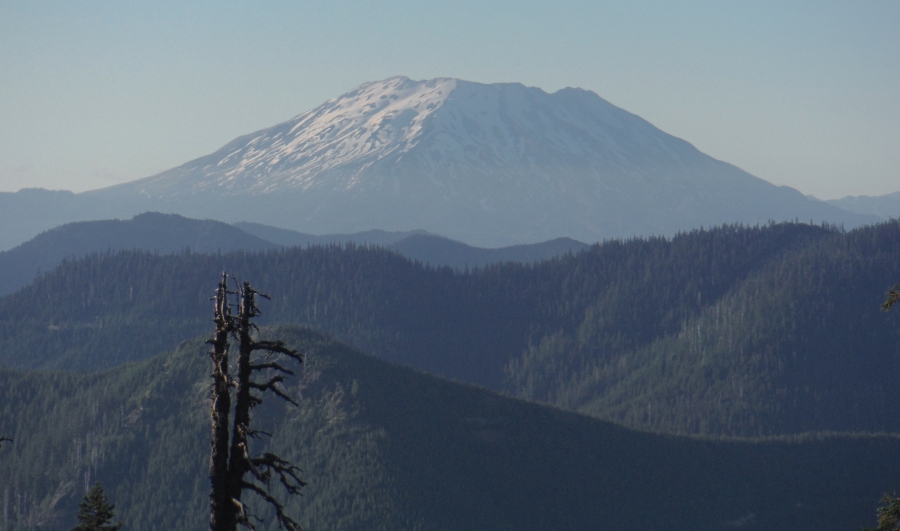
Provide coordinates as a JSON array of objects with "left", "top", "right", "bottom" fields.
[
  {"left": 208, "top": 275, "right": 305, "bottom": 531},
  {"left": 226, "top": 281, "right": 256, "bottom": 525},
  {"left": 209, "top": 274, "right": 236, "bottom": 531}
]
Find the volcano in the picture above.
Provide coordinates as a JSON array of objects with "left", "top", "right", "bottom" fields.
[{"left": 78, "top": 76, "right": 874, "bottom": 245}]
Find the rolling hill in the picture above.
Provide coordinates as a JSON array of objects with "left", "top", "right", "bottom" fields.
[
  {"left": 0, "top": 214, "right": 588, "bottom": 296},
  {"left": 0, "top": 213, "right": 277, "bottom": 296},
  {"left": 234, "top": 221, "right": 590, "bottom": 269},
  {"left": 0, "top": 327, "right": 896, "bottom": 531},
  {"left": 1, "top": 221, "right": 898, "bottom": 437}
]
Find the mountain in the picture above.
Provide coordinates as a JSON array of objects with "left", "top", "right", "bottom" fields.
[
  {"left": 506, "top": 221, "right": 900, "bottom": 436},
  {"left": 0, "top": 213, "right": 587, "bottom": 297},
  {"left": 0, "top": 327, "right": 897, "bottom": 531},
  {"left": 1, "top": 77, "right": 875, "bottom": 250},
  {"left": 2, "top": 221, "right": 899, "bottom": 437},
  {"left": 0, "top": 188, "right": 115, "bottom": 252},
  {"left": 232, "top": 222, "right": 430, "bottom": 247},
  {"left": 0, "top": 213, "right": 277, "bottom": 296},
  {"left": 827, "top": 191, "right": 900, "bottom": 219},
  {"left": 90, "top": 76, "right": 877, "bottom": 247},
  {"left": 387, "top": 233, "right": 589, "bottom": 269},
  {"left": 234, "top": 221, "right": 590, "bottom": 269}
]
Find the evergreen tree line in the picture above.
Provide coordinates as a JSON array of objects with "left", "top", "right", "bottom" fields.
[
  {"left": 2, "top": 327, "right": 900, "bottom": 531},
  {"left": 1, "top": 221, "right": 899, "bottom": 436}
]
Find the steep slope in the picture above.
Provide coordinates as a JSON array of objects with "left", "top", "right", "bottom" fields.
[
  {"left": 504, "top": 221, "right": 900, "bottom": 436},
  {"left": 0, "top": 327, "right": 898, "bottom": 531},
  {"left": 0, "top": 213, "right": 278, "bottom": 296},
  {"left": 82, "top": 76, "right": 874, "bottom": 246}
]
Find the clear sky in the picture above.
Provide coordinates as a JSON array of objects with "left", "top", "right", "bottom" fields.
[{"left": 1, "top": 1, "right": 897, "bottom": 199}]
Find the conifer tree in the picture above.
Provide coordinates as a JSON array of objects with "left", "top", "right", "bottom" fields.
[
  {"left": 866, "top": 285, "right": 900, "bottom": 530},
  {"left": 72, "top": 483, "right": 122, "bottom": 531},
  {"left": 208, "top": 273, "right": 305, "bottom": 531},
  {"left": 868, "top": 495, "right": 900, "bottom": 531},
  {"left": 883, "top": 285, "right": 900, "bottom": 312}
]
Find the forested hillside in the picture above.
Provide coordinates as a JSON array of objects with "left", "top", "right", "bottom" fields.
[
  {"left": 1, "top": 221, "right": 899, "bottom": 436},
  {"left": 506, "top": 221, "right": 900, "bottom": 435},
  {"left": 1, "top": 327, "right": 898, "bottom": 531},
  {"left": 0, "top": 212, "right": 277, "bottom": 295},
  {"left": 0, "top": 213, "right": 587, "bottom": 297}
]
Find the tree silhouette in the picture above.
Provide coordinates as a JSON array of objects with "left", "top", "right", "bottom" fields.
[
  {"left": 866, "top": 285, "right": 900, "bottom": 530},
  {"left": 883, "top": 285, "right": 900, "bottom": 312},
  {"left": 208, "top": 273, "right": 305, "bottom": 531},
  {"left": 72, "top": 483, "right": 122, "bottom": 531}
]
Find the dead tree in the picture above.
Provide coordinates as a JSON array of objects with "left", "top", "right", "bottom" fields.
[
  {"left": 208, "top": 273, "right": 306, "bottom": 531},
  {"left": 209, "top": 274, "right": 235, "bottom": 531}
]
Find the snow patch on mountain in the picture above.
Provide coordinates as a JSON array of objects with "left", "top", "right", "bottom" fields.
[
  {"left": 118, "top": 76, "right": 707, "bottom": 199},
  {"left": 132, "top": 77, "right": 458, "bottom": 195},
  {"left": 86, "top": 76, "right": 879, "bottom": 246}
]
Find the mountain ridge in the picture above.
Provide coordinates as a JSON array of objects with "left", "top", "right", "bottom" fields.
[
  {"left": 0, "top": 326, "right": 897, "bottom": 530},
  {"left": 827, "top": 191, "right": 900, "bottom": 219},
  {"left": 0, "top": 213, "right": 277, "bottom": 295},
  {"left": 0, "top": 213, "right": 589, "bottom": 296},
  {"left": 2, "top": 221, "right": 898, "bottom": 437},
  {"left": 76, "top": 76, "right": 876, "bottom": 247}
]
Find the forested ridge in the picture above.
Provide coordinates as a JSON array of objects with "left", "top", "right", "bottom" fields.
[
  {"left": 1, "top": 327, "right": 899, "bottom": 531},
  {"left": 1, "top": 221, "right": 899, "bottom": 436},
  {"left": 0, "top": 212, "right": 590, "bottom": 296},
  {"left": 0, "top": 212, "right": 278, "bottom": 296},
  {"left": 510, "top": 220, "right": 900, "bottom": 435}
]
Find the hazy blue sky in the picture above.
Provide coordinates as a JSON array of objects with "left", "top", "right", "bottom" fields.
[{"left": 1, "top": 1, "right": 897, "bottom": 199}]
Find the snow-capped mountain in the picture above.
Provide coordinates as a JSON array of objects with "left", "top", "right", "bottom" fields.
[{"left": 83, "top": 76, "right": 876, "bottom": 246}]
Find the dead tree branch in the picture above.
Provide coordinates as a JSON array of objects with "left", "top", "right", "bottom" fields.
[{"left": 208, "top": 274, "right": 305, "bottom": 531}]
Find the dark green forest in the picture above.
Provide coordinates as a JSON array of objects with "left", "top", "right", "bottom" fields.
[
  {"left": 2, "top": 221, "right": 899, "bottom": 436},
  {"left": 3, "top": 220, "right": 900, "bottom": 530},
  {"left": 2, "top": 327, "right": 900, "bottom": 531}
]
